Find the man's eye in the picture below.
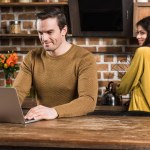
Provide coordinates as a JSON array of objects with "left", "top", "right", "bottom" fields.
[{"left": 48, "top": 32, "right": 52, "bottom": 34}]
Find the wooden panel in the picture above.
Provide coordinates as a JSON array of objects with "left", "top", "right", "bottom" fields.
[{"left": 133, "top": 3, "right": 150, "bottom": 36}]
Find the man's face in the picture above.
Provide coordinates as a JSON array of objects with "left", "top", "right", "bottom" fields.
[{"left": 36, "top": 18, "right": 67, "bottom": 51}]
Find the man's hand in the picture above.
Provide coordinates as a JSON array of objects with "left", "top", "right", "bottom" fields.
[{"left": 24, "top": 105, "right": 58, "bottom": 120}]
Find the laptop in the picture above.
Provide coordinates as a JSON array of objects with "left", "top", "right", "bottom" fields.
[{"left": 0, "top": 87, "right": 40, "bottom": 124}]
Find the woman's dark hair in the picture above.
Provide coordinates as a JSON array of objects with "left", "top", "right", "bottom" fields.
[
  {"left": 136, "top": 16, "right": 150, "bottom": 46},
  {"left": 36, "top": 7, "right": 67, "bottom": 31}
]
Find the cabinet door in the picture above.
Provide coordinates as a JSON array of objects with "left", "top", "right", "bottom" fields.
[{"left": 133, "top": 3, "right": 150, "bottom": 36}]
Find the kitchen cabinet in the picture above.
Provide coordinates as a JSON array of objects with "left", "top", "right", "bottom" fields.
[{"left": 133, "top": 2, "right": 150, "bottom": 36}]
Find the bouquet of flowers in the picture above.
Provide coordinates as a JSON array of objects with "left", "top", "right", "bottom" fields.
[{"left": 0, "top": 52, "right": 19, "bottom": 87}]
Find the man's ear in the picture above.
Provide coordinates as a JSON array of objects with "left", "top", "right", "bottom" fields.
[{"left": 61, "top": 25, "right": 68, "bottom": 36}]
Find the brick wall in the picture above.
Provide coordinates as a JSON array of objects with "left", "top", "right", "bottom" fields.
[{"left": 0, "top": 0, "right": 138, "bottom": 104}]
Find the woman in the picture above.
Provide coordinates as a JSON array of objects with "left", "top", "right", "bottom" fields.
[{"left": 114, "top": 16, "right": 150, "bottom": 112}]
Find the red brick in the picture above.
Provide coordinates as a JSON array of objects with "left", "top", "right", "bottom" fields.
[
  {"left": 0, "top": 39, "right": 10, "bottom": 45},
  {"left": 12, "top": 7, "right": 23, "bottom": 12},
  {"left": 117, "top": 55, "right": 128, "bottom": 62},
  {"left": 94, "top": 54, "right": 101, "bottom": 62},
  {"left": 23, "top": 21, "right": 34, "bottom": 29},
  {"left": 98, "top": 47, "right": 122, "bottom": 53},
  {"left": 12, "top": 38, "right": 22, "bottom": 45},
  {"left": 0, "top": 72, "right": 4, "bottom": 78},
  {"left": 125, "top": 47, "right": 137, "bottom": 53},
  {"left": 24, "top": 38, "right": 36, "bottom": 45},
  {"left": 76, "top": 38, "right": 86, "bottom": 45},
  {"left": 104, "top": 55, "right": 113, "bottom": 62},
  {"left": 21, "top": 47, "right": 36, "bottom": 52},
  {"left": 2, "top": 14, "right": 14, "bottom": 20},
  {"left": 116, "top": 39, "right": 127, "bottom": 45},
  {"left": 1, "top": 21, "right": 7, "bottom": 28},
  {"left": 97, "top": 64, "right": 108, "bottom": 71},
  {"left": 98, "top": 81, "right": 109, "bottom": 87},
  {"left": 31, "top": 30, "right": 38, "bottom": 34},
  {"left": 88, "top": 38, "right": 99, "bottom": 45},
  {"left": 0, "top": 47, "right": 17, "bottom": 52},
  {"left": 103, "top": 38, "right": 113, "bottom": 45},
  {"left": 103, "top": 72, "right": 115, "bottom": 79},
  {"left": 0, "top": 80, "right": 4, "bottom": 87},
  {"left": 24, "top": 7, "right": 36, "bottom": 12},
  {"left": 111, "top": 64, "right": 130, "bottom": 71},
  {"left": 18, "top": 14, "right": 36, "bottom": 20},
  {"left": 1, "top": 7, "right": 10, "bottom": 12},
  {"left": 82, "top": 46, "right": 96, "bottom": 52}
]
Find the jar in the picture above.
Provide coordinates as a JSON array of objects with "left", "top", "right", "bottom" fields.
[{"left": 10, "top": 21, "right": 21, "bottom": 34}]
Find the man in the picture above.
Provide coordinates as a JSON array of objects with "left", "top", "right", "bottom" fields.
[{"left": 13, "top": 7, "right": 98, "bottom": 120}]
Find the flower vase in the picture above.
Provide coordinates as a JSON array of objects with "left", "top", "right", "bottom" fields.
[{"left": 4, "top": 72, "right": 13, "bottom": 88}]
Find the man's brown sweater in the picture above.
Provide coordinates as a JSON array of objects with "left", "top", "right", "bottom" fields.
[{"left": 13, "top": 44, "right": 98, "bottom": 118}]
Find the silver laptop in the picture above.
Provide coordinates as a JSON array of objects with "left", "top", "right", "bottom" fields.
[{"left": 0, "top": 87, "right": 40, "bottom": 124}]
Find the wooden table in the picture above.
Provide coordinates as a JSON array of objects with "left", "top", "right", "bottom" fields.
[{"left": 0, "top": 114, "right": 150, "bottom": 150}]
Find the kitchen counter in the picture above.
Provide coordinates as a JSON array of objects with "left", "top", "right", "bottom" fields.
[{"left": 0, "top": 114, "right": 150, "bottom": 150}]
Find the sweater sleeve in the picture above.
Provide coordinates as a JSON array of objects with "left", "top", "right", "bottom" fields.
[
  {"left": 116, "top": 47, "right": 144, "bottom": 95},
  {"left": 54, "top": 53, "right": 98, "bottom": 118},
  {"left": 13, "top": 51, "right": 33, "bottom": 104}
]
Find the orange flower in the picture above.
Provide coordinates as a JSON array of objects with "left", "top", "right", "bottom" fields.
[
  {"left": 6, "top": 57, "right": 14, "bottom": 67},
  {"left": 10, "top": 62, "right": 15, "bottom": 67},
  {"left": 0, "top": 54, "right": 5, "bottom": 59},
  {"left": 10, "top": 53, "right": 18, "bottom": 64},
  {"left": 0, "top": 52, "right": 19, "bottom": 73}
]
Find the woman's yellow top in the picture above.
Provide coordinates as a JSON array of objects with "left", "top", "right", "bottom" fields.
[{"left": 116, "top": 47, "right": 150, "bottom": 111}]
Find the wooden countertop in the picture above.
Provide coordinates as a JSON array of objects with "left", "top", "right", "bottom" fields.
[{"left": 0, "top": 115, "right": 150, "bottom": 149}]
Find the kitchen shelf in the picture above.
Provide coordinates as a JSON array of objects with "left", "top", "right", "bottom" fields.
[
  {"left": 0, "top": 34, "right": 38, "bottom": 37},
  {"left": 0, "top": 33, "right": 72, "bottom": 38},
  {"left": 0, "top": 2, "right": 68, "bottom": 6}
]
